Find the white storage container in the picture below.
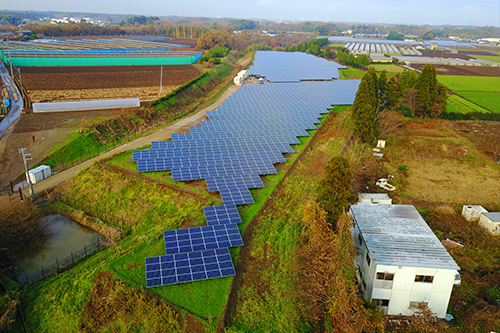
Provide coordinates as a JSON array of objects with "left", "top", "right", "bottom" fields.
[{"left": 28, "top": 165, "right": 52, "bottom": 184}]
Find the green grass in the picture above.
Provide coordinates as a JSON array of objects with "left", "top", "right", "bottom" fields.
[
  {"left": 438, "top": 75, "right": 500, "bottom": 92},
  {"left": 455, "top": 91, "right": 500, "bottom": 112},
  {"left": 370, "top": 64, "right": 405, "bottom": 73},
  {"left": 339, "top": 68, "right": 365, "bottom": 80},
  {"left": 229, "top": 109, "right": 354, "bottom": 332},
  {"left": 446, "top": 95, "right": 491, "bottom": 113},
  {"left": 467, "top": 54, "right": 500, "bottom": 63},
  {"left": 328, "top": 43, "right": 347, "bottom": 48}
]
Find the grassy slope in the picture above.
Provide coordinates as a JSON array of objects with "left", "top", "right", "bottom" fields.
[
  {"left": 446, "top": 95, "right": 491, "bottom": 113},
  {"left": 228, "top": 107, "right": 353, "bottom": 332}
]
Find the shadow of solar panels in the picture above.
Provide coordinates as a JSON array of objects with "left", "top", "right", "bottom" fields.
[
  {"left": 145, "top": 248, "right": 235, "bottom": 287},
  {"left": 203, "top": 204, "right": 242, "bottom": 226},
  {"left": 248, "top": 51, "right": 348, "bottom": 82},
  {"left": 163, "top": 224, "right": 243, "bottom": 255}
]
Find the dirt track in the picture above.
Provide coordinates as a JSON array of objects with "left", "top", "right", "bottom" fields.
[{"left": 0, "top": 84, "right": 240, "bottom": 209}]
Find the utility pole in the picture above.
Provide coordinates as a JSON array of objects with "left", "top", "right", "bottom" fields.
[{"left": 18, "top": 148, "right": 35, "bottom": 201}]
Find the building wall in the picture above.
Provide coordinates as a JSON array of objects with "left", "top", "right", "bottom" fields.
[
  {"left": 353, "top": 224, "right": 455, "bottom": 318},
  {"left": 479, "top": 214, "right": 500, "bottom": 235}
]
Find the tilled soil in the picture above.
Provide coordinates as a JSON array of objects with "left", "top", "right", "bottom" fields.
[{"left": 411, "top": 64, "right": 500, "bottom": 76}]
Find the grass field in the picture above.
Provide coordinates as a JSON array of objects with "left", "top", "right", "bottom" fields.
[
  {"left": 455, "top": 91, "right": 500, "bottom": 112},
  {"left": 370, "top": 64, "right": 405, "bottom": 73},
  {"left": 446, "top": 95, "right": 491, "bottom": 113},
  {"left": 438, "top": 75, "right": 500, "bottom": 92},
  {"left": 468, "top": 54, "right": 500, "bottom": 63},
  {"left": 339, "top": 67, "right": 366, "bottom": 80}
]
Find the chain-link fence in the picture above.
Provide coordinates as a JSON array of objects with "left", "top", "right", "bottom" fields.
[{"left": 19, "top": 240, "right": 102, "bottom": 286}]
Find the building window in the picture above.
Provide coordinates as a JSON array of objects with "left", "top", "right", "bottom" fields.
[
  {"left": 373, "top": 298, "right": 390, "bottom": 307},
  {"left": 415, "top": 275, "right": 434, "bottom": 283},
  {"left": 366, "top": 253, "right": 371, "bottom": 266},
  {"left": 409, "top": 301, "right": 428, "bottom": 309},
  {"left": 376, "top": 272, "right": 394, "bottom": 281}
]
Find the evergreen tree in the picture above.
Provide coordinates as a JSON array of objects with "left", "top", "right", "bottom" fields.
[
  {"left": 351, "top": 67, "right": 378, "bottom": 143},
  {"left": 378, "top": 70, "right": 389, "bottom": 108},
  {"left": 416, "top": 64, "right": 438, "bottom": 117},
  {"left": 316, "top": 156, "right": 355, "bottom": 226},
  {"left": 387, "top": 76, "right": 402, "bottom": 109}
]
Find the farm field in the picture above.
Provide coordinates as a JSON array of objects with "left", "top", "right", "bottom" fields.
[
  {"left": 446, "top": 94, "right": 491, "bottom": 114},
  {"left": 413, "top": 64, "right": 500, "bottom": 76},
  {"left": 339, "top": 67, "right": 365, "bottom": 79},
  {"left": 468, "top": 54, "right": 500, "bottom": 63},
  {"left": 438, "top": 75, "right": 500, "bottom": 92},
  {"left": 455, "top": 91, "right": 500, "bottom": 112},
  {"left": 21, "top": 65, "right": 202, "bottom": 102},
  {"left": 370, "top": 64, "right": 405, "bottom": 73}
]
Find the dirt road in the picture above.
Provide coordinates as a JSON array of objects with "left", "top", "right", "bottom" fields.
[{"left": 0, "top": 84, "right": 239, "bottom": 209}]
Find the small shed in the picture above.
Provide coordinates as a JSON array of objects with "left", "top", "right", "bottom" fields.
[
  {"left": 462, "top": 205, "right": 487, "bottom": 222},
  {"left": 28, "top": 165, "right": 51, "bottom": 184},
  {"left": 479, "top": 212, "right": 500, "bottom": 235},
  {"left": 358, "top": 193, "right": 392, "bottom": 205}
]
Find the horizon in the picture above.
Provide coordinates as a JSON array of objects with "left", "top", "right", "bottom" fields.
[{"left": 3, "top": 0, "right": 499, "bottom": 28}]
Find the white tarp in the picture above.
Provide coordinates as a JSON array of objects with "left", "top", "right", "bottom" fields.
[
  {"left": 33, "top": 98, "right": 140, "bottom": 113},
  {"left": 28, "top": 165, "right": 51, "bottom": 184}
]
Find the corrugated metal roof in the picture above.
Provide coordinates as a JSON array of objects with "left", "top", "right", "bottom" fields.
[
  {"left": 351, "top": 204, "right": 460, "bottom": 270},
  {"left": 483, "top": 212, "right": 500, "bottom": 222}
]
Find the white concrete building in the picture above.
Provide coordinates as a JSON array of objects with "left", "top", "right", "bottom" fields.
[
  {"left": 351, "top": 204, "right": 460, "bottom": 318},
  {"left": 358, "top": 193, "right": 392, "bottom": 205},
  {"left": 479, "top": 212, "right": 500, "bottom": 236}
]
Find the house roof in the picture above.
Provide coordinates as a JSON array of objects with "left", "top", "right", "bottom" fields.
[
  {"left": 351, "top": 204, "right": 460, "bottom": 270},
  {"left": 483, "top": 212, "right": 500, "bottom": 223}
]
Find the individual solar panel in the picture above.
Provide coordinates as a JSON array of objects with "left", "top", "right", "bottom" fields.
[
  {"left": 204, "top": 204, "right": 242, "bottom": 226},
  {"left": 219, "top": 187, "right": 254, "bottom": 205},
  {"left": 206, "top": 174, "right": 264, "bottom": 192},
  {"left": 145, "top": 248, "right": 235, "bottom": 287},
  {"left": 163, "top": 224, "right": 243, "bottom": 255}
]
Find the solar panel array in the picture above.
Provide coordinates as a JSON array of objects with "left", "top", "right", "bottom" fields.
[
  {"left": 248, "top": 51, "right": 348, "bottom": 82},
  {"left": 141, "top": 52, "right": 360, "bottom": 287}
]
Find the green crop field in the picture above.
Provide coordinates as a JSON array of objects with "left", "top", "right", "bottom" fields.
[
  {"left": 339, "top": 68, "right": 366, "bottom": 80},
  {"left": 370, "top": 64, "right": 405, "bottom": 73},
  {"left": 467, "top": 54, "right": 500, "bottom": 63},
  {"left": 438, "top": 75, "right": 500, "bottom": 92},
  {"left": 446, "top": 95, "right": 491, "bottom": 114},
  {"left": 455, "top": 91, "right": 500, "bottom": 112}
]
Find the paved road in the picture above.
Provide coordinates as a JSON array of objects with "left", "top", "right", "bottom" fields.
[
  {"left": 0, "top": 62, "right": 23, "bottom": 140},
  {"left": 0, "top": 84, "right": 239, "bottom": 209}
]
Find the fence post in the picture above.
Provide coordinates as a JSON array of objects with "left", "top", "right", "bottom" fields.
[
  {"left": 10, "top": 181, "right": 14, "bottom": 194},
  {"left": 19, "top": 188, "right": 23, "bottom": 202},
  {"left": 71, "top": 251, "right": 74, "bottom": 266},
  {"left": 56, "top": 258, "right": 59, "bottom": 273},
  {"left": 41, "top": 266, "right": 45, "bottom": 280}
]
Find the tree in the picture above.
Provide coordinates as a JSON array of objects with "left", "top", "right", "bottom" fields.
[
  {"left": 309, "top": 44, "right": 320, "bottom": 55},
  {"left": 387, "top": 76, "right": 402, "bottom": 109},
  {"left": 316, "top": 156, "right": 355, "bottom": 226},
  {"left": 401, "top": 88, "right": 419, "bottom": 117},
  {"left": 323, "top": 45, "right": 333, "bottom": 59},
  {"left": 416, "top": 64, "right": 441, "bottom": 117},
  {"left": 378, "top": 70, "right": 389, "bottom": 108},
  {"left": 352, "top": 67, "right": 378, "bottom": 143}
]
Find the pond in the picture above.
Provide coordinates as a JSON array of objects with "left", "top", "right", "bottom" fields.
[{"left": 15, "top": 214, "right": 101, "bottom": 281}]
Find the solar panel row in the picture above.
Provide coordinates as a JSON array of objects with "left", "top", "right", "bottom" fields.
[{"left": 141, "top": 53, "right": 360, "bottom": 287}]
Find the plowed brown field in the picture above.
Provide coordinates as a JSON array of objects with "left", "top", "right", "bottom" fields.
[{"left": 20, "top": 65, "right": 202, "bottom": 102}]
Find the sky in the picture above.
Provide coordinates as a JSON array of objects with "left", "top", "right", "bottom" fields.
[{"left": 5, "top": 0, "right": 500, "bottom": 27}]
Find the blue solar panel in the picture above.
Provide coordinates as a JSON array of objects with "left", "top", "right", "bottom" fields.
[
  {"left": 204, "top": 204, "right": 242, "bottom": 225},
  {"left": 206, "top": 174, "right": 264, "bottom": 192},
  {"left": 219, "top": 187, "right": 254, "bottom": 205},
  {"left": 163, "top": 224, "right": 243, "bottom": 255},
  {"left": 145, "top": 248, "right": 235, "bottom": 287}
]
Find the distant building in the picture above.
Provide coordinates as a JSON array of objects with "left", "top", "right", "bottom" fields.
[
  {"left": 351, "top": 204, "right": 460, "bottom": 318},
  {"left": 18, "top": 29, "right": 32, "bottom": 38},
  {"left": 370, "top": 53, "right": 392, "bottom": 63},
  {"left": 479, "top": 212, "right": 500, "bottom": 236}
]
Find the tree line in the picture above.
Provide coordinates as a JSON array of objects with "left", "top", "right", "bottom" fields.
[
  {"left": 336, "top": 47, "right": 370, "bottom": 68},
  {"left": 352, "top": 64, "right": 448, "bottom": 143}
]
